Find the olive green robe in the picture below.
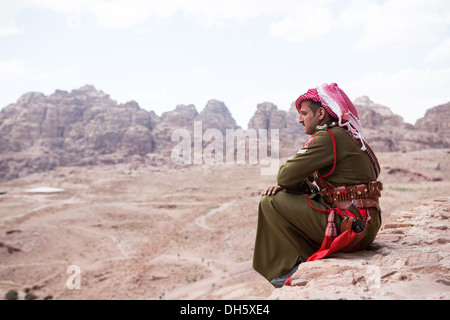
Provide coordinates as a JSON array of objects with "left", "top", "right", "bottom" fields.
[{"left": 252, "top": 124, "right": 381, "bottom": 284}]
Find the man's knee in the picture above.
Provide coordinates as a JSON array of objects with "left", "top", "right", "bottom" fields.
[
  {"left": 259, "top": 192, "right": 283, "bottom": 210},
  {"left": 259, "top": 193, "right": 286, "bottom": 225},
  {"left": 259, "top": 194, "right": 271, "bottom": 208}
]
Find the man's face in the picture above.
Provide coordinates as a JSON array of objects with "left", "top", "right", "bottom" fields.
[{"left": 299, "top": 100, "right": 321, "bottom": 135}]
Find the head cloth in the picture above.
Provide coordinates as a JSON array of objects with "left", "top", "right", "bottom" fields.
[{"left": 295, "top": 83, "right": 367, "bottom": 150}]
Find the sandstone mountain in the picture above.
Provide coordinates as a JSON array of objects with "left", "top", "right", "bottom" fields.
[
  {"left": 354, "top": 97, "right": 450, "bottom": 152},
  {"left": 248, "top": 96, "right": 450, "bottom": 154},
  {"left": 415, "top": 102, "right": 450, "bottom": 136},
  {"left": 247, "top": 102, "right": 307, "bottom": 157},
  {"left": 0, "top": 86, "right": 239, "bottom": 181},
  {"left": 152, "top": 99, "right": 240, "bottom": 158},
  {"left": 0, "top": 85, "right": 449, "bottom": 182}
]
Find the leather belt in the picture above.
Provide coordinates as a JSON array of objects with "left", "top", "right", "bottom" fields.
[
  {"left": 320, "top": 181, "right": 382, "bottom": 212},
  {"left": 333, "top": 199, "right": 381, "bottom": 211}
]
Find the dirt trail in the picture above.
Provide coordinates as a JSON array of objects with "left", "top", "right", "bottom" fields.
[{"left": 195, "top": 200, "right": 237, "bottom": 230}]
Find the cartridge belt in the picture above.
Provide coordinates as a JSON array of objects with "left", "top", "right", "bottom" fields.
[{"left": 320, "top": 181, "right": 383, "bottom": 211}]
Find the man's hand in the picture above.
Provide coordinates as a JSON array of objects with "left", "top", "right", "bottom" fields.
[{"left": 262, "top": 185, "right": 286, "bottom": 196}]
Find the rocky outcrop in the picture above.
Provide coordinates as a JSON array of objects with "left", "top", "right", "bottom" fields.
[
  {"left": 354, "top": 96, "right": 449, "bottom": 152},
  {"left": 1, "top": 84, "right": 449, "bottom": 181},
  {"left": 247, "top": 96, "right": 450, "bottom": 155},
  {"left": 196, "top": 99, "right": 239, "bottom": 134},
  {"left": 415, "top": 102, "right": 450, "bottom": 136},
  {"left": 151, "top": 99, "right": 240, "bottom": 158},
  {"left": 247, "top": 102, "right": 306, "bottom": 157},
  {"left": 0, "top": 85, "right": 160, "bottom": 181},
  {"left": 269, "top": 197, "right": 450, "bottom": 300},
  {"left": 353, "top": 96, "right": 405, "bottom": 128},
  {"left": 0, "top": 87, "right": 240, "bottom": 181},
  {"left": 151, "top": 104, "right": 198, "bottom": 153}
]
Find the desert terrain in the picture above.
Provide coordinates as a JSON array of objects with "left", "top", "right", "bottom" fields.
[{"left": 0, "top": 148, "right": 449, "bottom": 300}]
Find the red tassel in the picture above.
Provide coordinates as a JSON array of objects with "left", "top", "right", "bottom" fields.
[{"left": 324, "top": 209, "right": 337, "bottom": 238}]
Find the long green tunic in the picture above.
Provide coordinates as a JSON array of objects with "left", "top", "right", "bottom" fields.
[{"left": 252, "top": 123, "right": 381, "bottom": 284}]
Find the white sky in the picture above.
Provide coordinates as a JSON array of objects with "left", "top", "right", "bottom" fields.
[{"left": 1, "top": 0, "right": 449, "bottom": 128}]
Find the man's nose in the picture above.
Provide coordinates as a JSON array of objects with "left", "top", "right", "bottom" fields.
[{"left": 299, "top": 115, "right": 304, "bottom": 123}]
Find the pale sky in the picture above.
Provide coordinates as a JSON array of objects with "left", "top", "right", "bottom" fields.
[{"left": 1, "top": 0, "right": 449, "bottom": 128}]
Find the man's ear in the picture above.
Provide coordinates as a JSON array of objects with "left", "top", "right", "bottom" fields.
[{"left": 318, "top": 107, "right": 326, "bottom": 120}]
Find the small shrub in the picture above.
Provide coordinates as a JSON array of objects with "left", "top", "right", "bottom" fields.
[{"left": 5, "top": 290, "right": 18, "bottom": 300}]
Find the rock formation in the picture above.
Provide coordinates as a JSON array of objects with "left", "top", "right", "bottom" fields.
[
  {"left": 0, "top": 85, "right": 449, "bottom": 181},
  {"left": 195, "top": 99, "right": 239, "bottom": 134},
  {"left": 269, "top": 197, "right": 450, "bottom": 300},
  {"left": 247, "top": 96, "right": 450, "bottom": 155},
  {"left": 415, "top": 102, "right": 450, "bottom": 136},
  {"left": 353, "top": 96, "right": 405, "bottom": 128},
  {"left": 247, "top": 102, "right": 306, "bottom": 157},
  {"left": 0, "top": 87, "right": 242, "bottom": 181},
  {"left": 151, "top": 99, "right": 240, "bottom": 160},
  {"left": 151, "top": 104, "right": 198, "bottom": 153},
  {"left": 354, "top": 96, "right": 449, "bottom": 152},
  {"left": 0, "top": 85, "right": 158, "bottom": 181}
]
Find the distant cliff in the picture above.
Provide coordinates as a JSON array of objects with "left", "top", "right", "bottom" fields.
[
  {"left": 353, "top": 96, "right": 450, "bottom": 152},
  {"left": 0, "top": 85, "right": 448, "bottom": 181},
  {"left": 247, "top": 102, "right": 307, "bottom": 157},
  {"left": 0, "top": 85, "right": 239, "bottom": 181},
  {"left": 248, "top": 96, "right": 450, "bottom": 153}
]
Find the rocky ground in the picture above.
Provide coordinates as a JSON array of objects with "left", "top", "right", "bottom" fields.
[
  {"left": 0, "top": 149, "right": 449, "bottom": 300},
  {"left": 270, "top": 196, "right": 449, "bottom": 299}
]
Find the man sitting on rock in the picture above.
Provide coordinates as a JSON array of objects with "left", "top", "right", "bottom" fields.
[{"left": 253, "top": 83, "right": 383, "bottom": 287}]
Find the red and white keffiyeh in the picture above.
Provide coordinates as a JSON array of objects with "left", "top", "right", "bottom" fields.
[{"left": 295, "top": 83, "right": 367, "bottom": 151}]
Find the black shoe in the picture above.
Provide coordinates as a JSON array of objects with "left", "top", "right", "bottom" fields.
[{"left": 270, "top": 264, "right": 300, "bottom": 287}]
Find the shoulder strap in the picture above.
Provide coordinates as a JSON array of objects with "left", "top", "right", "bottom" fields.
[
  {"left": 364, "top": 143, "right": 381, "bottom": 180},
  {"left": 336, "top": 127, "right": 380, "bottom": 180},
  {"left": 318, "top": 128, "right": 337, "bottom": 178},
  {"left": 313, "top": 128, "right": 337, "bottom": 194}
]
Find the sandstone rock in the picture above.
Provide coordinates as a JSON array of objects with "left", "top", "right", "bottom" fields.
[
  {"left": 248, "top": 102, "right": 306, "bottom": 157},
  {"left": 1, "top": 85, "right": 449, "bottom": 182},
  {"left": 354, "top": 97, "right": 449, "bottom": 152},
  {"left": 415, "top": 102, "right": 450, "bottom": 134},
  {"left": 414, "top": 102, "right": 450, "bottom": 149},
  {"left": 248, "top": 96, "right": 449, "bottom": 156},
  {"left": 269, "top": 197, "right": 450, "bottom": 300},
  {"left": 151, "top": 100, "right": 240, "bottom": 160},
  {"left": 248, "top": 102, "right": 285, "bottom": 130},
  {"left": 151, "top": 104, "right": 198, "bottom": 153},
  {"left": 354, "top": 96, "right": 405, "bottom": 128},
  {"left": 0, "top": 85, "right": 157, "bottom": 181},
  {"left": 196, "top": 99, "right": 239, "bottom": 133}
]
